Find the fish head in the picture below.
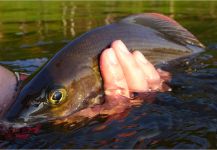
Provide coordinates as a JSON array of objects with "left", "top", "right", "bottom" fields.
[{"left": 4, "top": 64, "right": 103, "bottom": 124}]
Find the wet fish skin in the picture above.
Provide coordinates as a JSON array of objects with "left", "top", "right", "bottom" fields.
[{"left": 4, "top": 13, "right": 204, "bottom": 123}]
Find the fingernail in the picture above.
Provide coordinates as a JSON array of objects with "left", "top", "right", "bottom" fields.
[
  {"left": 136, "top": 52, "right": 148, "bottom": 64},
  {"left": 116, "top": 40, "right": 130, "bottom": 54},
  {"left": 107, "top": 48, "right": 118, "bottom": 65}
]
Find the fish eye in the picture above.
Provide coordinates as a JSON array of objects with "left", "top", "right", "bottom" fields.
[{"left": 47, "top": 88, "right": 67, "bottom": 105}]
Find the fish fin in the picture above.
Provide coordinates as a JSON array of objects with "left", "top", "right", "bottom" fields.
[{"left": 120, "top": 13, "right": 205, "bottom": 49}]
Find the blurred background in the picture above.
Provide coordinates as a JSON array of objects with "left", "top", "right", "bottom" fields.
[{"left": 0, "top": 1, "right": 217, "bottom": 73}]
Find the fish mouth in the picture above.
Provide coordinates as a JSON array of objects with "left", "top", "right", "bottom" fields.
[
  {"left": 3, "top": 91, "right": 50, "bottom": 124},
  {"left": 4, "top": 95, "right": 88, "bottom": 124}
]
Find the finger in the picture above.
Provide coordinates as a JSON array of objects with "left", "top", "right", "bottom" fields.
[
  {"left": 157, "top": 68, "right": 172, "bottom": 81},
  {"left": 111, "top": 40, "right": 148, "bottom": 92},
  {"left": 100, "top": 48, "right": 129, "bottom": 97},
  {"left": 132, "top": 51, "right": 161, "bottom": 90}
]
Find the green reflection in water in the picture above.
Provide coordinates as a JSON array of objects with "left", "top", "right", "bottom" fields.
[{"left": 0, "top": 1, "right": 217, "bottom": 61}]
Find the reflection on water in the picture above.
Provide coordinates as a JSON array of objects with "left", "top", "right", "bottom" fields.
[
  {"left": 0, "top": 1, "right": 217, "bottom": 149},
  {"left": 0, "top": 1, "right": 217, "bottom": 63}
]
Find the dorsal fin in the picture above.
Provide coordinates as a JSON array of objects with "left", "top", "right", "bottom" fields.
[{"left": 120, "top": 13, "right": 205, "bottom": 49}]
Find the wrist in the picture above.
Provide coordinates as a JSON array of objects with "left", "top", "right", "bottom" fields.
[{"left": 0, "top": 66, "right": 17, "bottom": 118}]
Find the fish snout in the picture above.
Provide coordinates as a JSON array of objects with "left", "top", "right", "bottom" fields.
[{"left": 4, "top": 90, "right": 48, "bottom": 123}]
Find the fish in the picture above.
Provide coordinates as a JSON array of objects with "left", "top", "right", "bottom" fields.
[{"left": 4, "top": 13, "right": 205, "bottom": 123}]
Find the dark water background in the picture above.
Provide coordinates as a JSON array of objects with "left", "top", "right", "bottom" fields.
[{"left": 0, "top": 1, "right": 217, "bottom": 149}]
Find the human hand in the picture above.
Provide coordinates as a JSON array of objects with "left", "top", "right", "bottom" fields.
[
  {"left": 56, "top": 40, "right": 172, "bottom": 120},
  {"left": 0, "top": 65, "right": 17, "bottom": 118},
  {"left": 100, "top": 40, "right": 171, "bottom": 98}
]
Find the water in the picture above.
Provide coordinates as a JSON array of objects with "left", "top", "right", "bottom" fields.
[{"left": 0, "top": 1, "right": 217, "bottom": 149}]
